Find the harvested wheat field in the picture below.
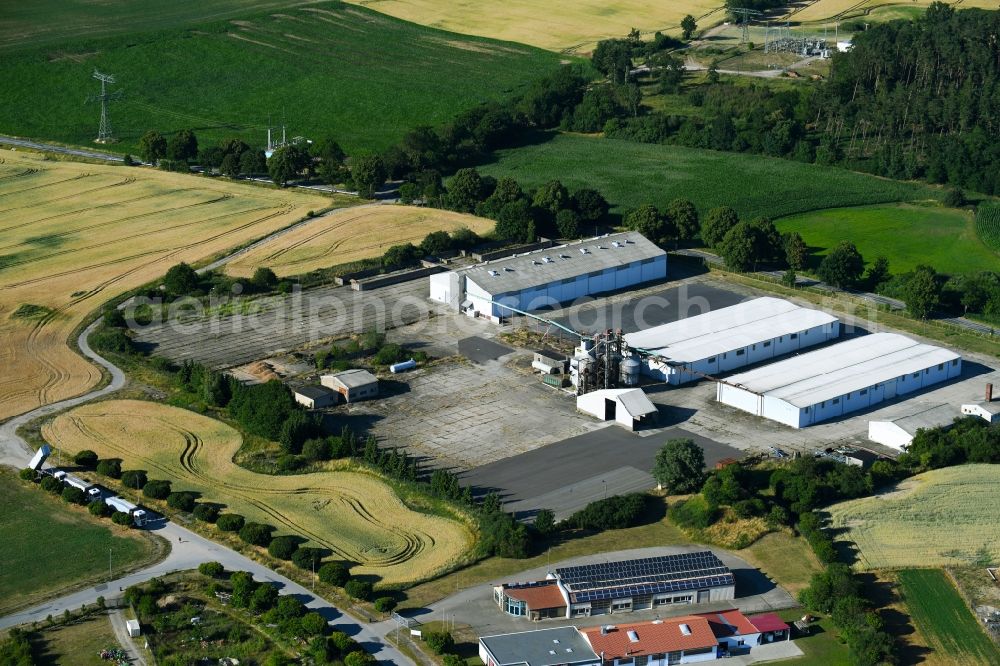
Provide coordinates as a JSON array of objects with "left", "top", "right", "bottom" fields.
[
  {"left": 827, "top": 464, "right": 1000, "bottom": 570},
  {"left": 346, "top": 0, "right": 723, "bottom": 52},
  {"left": 791, "top": 0, "right": 997, "bottom": 23},
  {"left": 0, "top": 152, "right": 328, "bottom": 422},
  {"left": 43, "top": 399, "right": 473, "bottom": 586},
  {"left": 224, "top": 204, "right": 494, "bottom": 278}
]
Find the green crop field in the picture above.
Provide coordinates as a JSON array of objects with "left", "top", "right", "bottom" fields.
[
  {"left": 976, "top": 204, "right": 1000, "bottom": 253},
  {"left": 0, "top": 470, "right": 161, "bottom": 615},
  {"left": 896, "top": 569, "right": 1000, "bottom": 665},
  {"left": 776, "top": 203, "right": 1000, "bottom": 275},
  {"left": 479, "top": 134, "right": 938, "bottom": 221},
  {"left": 0, "top": 2, "right": 561, "bottom": 154}
]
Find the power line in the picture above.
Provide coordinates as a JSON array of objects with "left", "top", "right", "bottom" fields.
[{"left": 86, "top": 69, "right": 123, "bottom": 144}]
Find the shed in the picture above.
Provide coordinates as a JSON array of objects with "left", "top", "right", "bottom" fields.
[
  {"left": 429, "top": 232, "right": 666, "bottom": 322},
  {"left": 533, "top": 349, "right": 568, "bottom": 374},
  {"left": 126, "top": 619, "right": 141, "bottom": 638},
  {"left": 292, "top": 385, "right": 338, "bottom": 409},
  {"left": 576, "top": 388, "right": 657, "bottom": 431},
  {"left": 717, "top": 333, "right": 961, "bottom": 428},
  {"left": 321, "top": 369, "right": 379, "bottom": 403},
  {"left": 868, "top": 403, "right": 956, "bottom": 451},
  {"left": 961, "top": 401, "right": 1000, "bottom": 424}
]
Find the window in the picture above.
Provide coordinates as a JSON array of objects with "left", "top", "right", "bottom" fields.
[
  {"left": 736, "top": 349, "right": 745, "bottom": 356},
  {"left": 938, "top": 363, "right": 944, "bottom": 370},
  {"left": 707, "top": 357, "right": 716, "bottom": 363},
  {"left": 763, "top": 341, "right": 771, "bottom": 347},
  {"left": 952, "top": 359, "right": 959, "bottom": 366},
  {"left": 832, "top": 398, "right": 840, "bottom": 405},
  {"left": 790, "top": 333, "right": 798, "bottom": 339},
  {"left": 860, "top": 389, "right": 867, "bottom": 395},
  {"left": 913, "top": 372, "right": 920, "bottom": 378},
  {"left": 642, "top": 256, "right": 658, "bottom": 264}
]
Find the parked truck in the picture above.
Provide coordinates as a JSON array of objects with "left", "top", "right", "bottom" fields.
[
  {"left": 105, "top": 496, "right": 148, "bottom": 527},
  {"left": 27, "top": 444, "right": 51, "bottom": 471},
  {"left": 63, "top": 473, "right": 102, "bottom": 501}
]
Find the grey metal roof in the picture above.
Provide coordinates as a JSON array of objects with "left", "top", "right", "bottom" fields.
[
  {"left": 724, "top": 333, "right": 961, "bottom": 408},
  {"left": 294, "top": 385, "right": 336, "bottom": 400},
  {"left": 480, "top": 626, "right": 598, "bottom": 666},
  {"left": 323, "top": 369, "right": 378, "bottom": 389},
  {"left": 880, "top": 403, "right": 956, "bottom": 434},
  {"left": 460, "top": 232, "right": 664, "bottom": 295}
]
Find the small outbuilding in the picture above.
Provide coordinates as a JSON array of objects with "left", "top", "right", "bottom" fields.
[
  {"left": 577, "top": 388, "right": 657, "bottom": 431},
  {"left": 321, "top": 369, "right": 379, "bottom": 403},
  {"left": 868, "top": 403, "right": 955, "bottom": 451},
  {"left": 533, "top": 349, "right": 568, "bottom": 375},
  {"left": 126, "top": 619, "right": 141, "bottom": 638},
  {"left": 292, "top": 385, "right": 338, "bottom": 409},
  {"left": 961, "top": 401, "right": 1000, "bottom": 424}
]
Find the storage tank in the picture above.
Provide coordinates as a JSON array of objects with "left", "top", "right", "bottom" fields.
[
  {"left": 390, "top": 359, "right": 417, "bottom": 373},
  {"left": 620, "top": 356, "right": 641, "bottom": 387}
]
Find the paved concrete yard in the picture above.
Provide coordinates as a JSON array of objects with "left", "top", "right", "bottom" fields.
[
  {"left": 419, "top": 545, "right": 796, "bottom": 638},
  {"left": 464, "top": 425, "right": 740, "bottom": 520},
  {"left": 133, "top": 280, "right": 439, "bottom": 368},
  {"left": 351, "top": 357, "right": 604, "bottom": 470}
]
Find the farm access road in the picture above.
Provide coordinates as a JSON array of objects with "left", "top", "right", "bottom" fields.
[{"left": 0, "top": 230, "right": 414, "bottom": 664}]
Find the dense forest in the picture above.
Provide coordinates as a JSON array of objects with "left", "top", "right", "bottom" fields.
[{"left": 608, "top": 4, "right": 1000, "bottom": 194}]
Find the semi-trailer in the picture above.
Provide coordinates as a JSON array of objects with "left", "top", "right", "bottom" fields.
[
  {"left": 28, "top": 445, "right": 51, "bottom": 471},
  {"left": 63, "top": 473, "right": 103, "bottom": 501},
  {"left": 104, "top": 496, "right": 148, "bottom": 527}
]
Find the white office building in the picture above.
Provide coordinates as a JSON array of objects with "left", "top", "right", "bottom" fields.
[
  {"left": 623, "top": 297, "right": 840, "bottom": 384},
  {"left": 429, "top": 232, "right": 666, "bottom": 322},
  {"left": 717, "top": 333, "right": 962, "bottom": 428}
]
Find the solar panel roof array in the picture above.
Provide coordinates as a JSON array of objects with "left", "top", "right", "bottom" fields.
[{"left": 556, "top": 551, "right": 734, "bottom": 603}]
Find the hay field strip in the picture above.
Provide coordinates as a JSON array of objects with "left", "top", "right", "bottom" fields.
[
  {"left": 224, "top": 205, "right": 495, "bottom": 278},
  {"left": 0, "top": 152, "right": 327, "bottom": 421},
  {"left": 826, "top": 464, "right": 1000, "bottom": 570},
  {"left": 347, "top": 0, "right": 724, "bottom": 52},
  {"left": 42, "top": 400, "right": 472, "bottom": 586}
]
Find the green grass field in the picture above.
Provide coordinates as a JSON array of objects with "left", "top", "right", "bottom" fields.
[
  {"left": 0, "top": 0, "right": 316, "bottom": 53},
  {"left": 896, "top": 569, "right": 1000, "bottom": 665},
  {"left": 776, "top": 203, "right": 1000, "bottom": 275},
  {"left": 0, "top": 2, "right": 561, "bottom": 154},
  {"left": 0, "top": 471, "right": 161, "bottom": 615},
  {"left": 479, "top": 134, "right": 938, "bottom": 220}
]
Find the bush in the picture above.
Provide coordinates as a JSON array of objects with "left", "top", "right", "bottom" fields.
[
  {"left": 566, "top": 493, "right": 647, "bottom": 531},
  {"left": 373, "top": 343, "right": 407, "bottom": 366},
  {"left": 239, "top": 522, "right": 274, "bottom": 547},
  {"left": 111, "top": 511, "right": 133, "bottom": 526},
  {"left": 301, "top": 438, "right": 331, "bottom": 462},
  {"left": 276, "top": 454, "right": 304, "bottom": 472},
  {"left": 373, "top": 597, "right": 396, "bottom": 613},
  {"left": 300, "top": 611, "right": 328, "bottom": 636},
  {"left": 318, "top": 562, "right": 350, "bottom": 587},
  {"left": 424, "top": 630, "right": 455, "bottom": 655},
  {"left": 217, "top": 513, "right": 245, "bottom": 532},
  {"left": 442, "top": 655, "right": 464, "bottom": 666},
  {"left": 74, "top": 450, "right": 99, "bottom": 468},
  {"left": 668, "top": 495, "right": 719, "bottom": 529},
  {"left": 292, "top": 547, "right": 324, "bottom": 571},
  {"left": 120, "top": 470, "right": 147, "bottom": 490},
  {"left": 733, "top": 498, "right": 766, "bottom": 519},
  {"left": 18, "top": 468, "right": 35, "bottom": 482},
  {"left": 198, "top": 561, "right": 225, "bottom": 577},
  {"left": 89, "top": 500, "right": 111, "bottom": 517},
  {"left": 40, "top": 476, "right": 63, "bottom": 493},
  {"left": 344, "top": 652, "right": 377, "bottom": 666},
  {"left": 268, "top": 535, "right": 300, "bottom": 560},
  {"left": 143, "top": 479, "right": 172, "bottom": 500},
  {"left": 944, "top": 187, "right": 965, "bottom": 207},
  {"left": 166, "top": 491, "right": 196, "bottom": 511},
  {"left": 96, "top": 459, "right": 122, "bottom": 479},
  {"left": 61, "top": 485, "right": 86, "bottom": 504},
  {"left": 192, "top": 503, "right": 220, "bottom": 523},
  {"left": 344, "top": 580, "right": 372, "bottom": 600}
]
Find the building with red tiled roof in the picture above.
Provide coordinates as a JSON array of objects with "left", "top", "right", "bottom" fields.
[
  {"left": 693, "top": 609, "right": 760, "bottom": 653},
  {"left": 747, "top": 613, "right": 791, "bottom": 643},
  {"left": 494, "top": 580, "right": 568, "bottom": 620},
  {"left": 581, "top": 616, "right": 719, "bottom": 665}
]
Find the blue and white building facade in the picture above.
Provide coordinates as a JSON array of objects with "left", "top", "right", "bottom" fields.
[
  {"left": 624, "top": 297, "right": 840, "bottom": 385},
  {"left": 717, "top": 333, "right": 962, "bottom": 428},
  {"left": 429, "top": 232, "right": 666, "bottom": 322}
]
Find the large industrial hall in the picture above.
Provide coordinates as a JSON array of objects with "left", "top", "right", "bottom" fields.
[
  {"left": 717, "top": 332, "right": 963, "bottom": 428},
  {"left": 623, "top": 297, "right": 840, "bottom": 384},
  {"left": 429, "top": 231, "right": 667, "bottom": 321}
]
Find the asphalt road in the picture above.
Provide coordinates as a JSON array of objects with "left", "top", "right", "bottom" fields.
[{"left": 0, "top": 135, "right": 125, "bottom": 162}]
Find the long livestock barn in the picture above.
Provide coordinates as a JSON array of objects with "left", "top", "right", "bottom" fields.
[
  {"left": 429, "top": 232, "right": 666, "bottom": 322},
  {"left": 623, "top": 297, "right": 840, "bottom": 384},
  {"left": 717, "top": 333, "right": 962, "bottom": 428}
]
